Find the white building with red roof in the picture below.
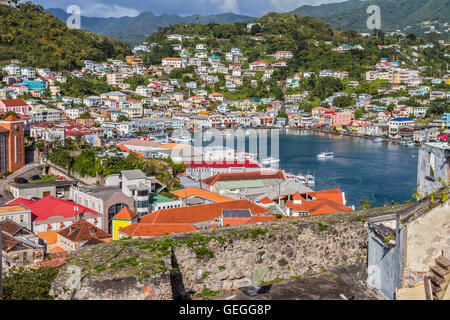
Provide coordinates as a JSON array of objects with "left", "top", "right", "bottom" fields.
[
  {"left": 275, "top": 51, "right": 293, "bottom": 60},
  {"left": 185, "top": 160, "right": 261, "bottom": 181},
  {"left": 7, "top": 196, "right": 102, "bottom": 233},
  {"left": 249, "top": 61, "right": 268, "bottom": 71}
]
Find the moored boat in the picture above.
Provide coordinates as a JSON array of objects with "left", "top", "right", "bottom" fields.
[{"left": 317, "top": 152, "right": 335, "bottom": 159}]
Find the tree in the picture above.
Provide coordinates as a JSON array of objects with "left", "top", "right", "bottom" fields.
[
  {"left": 77, "top": 111, "right": 92, "bottom": 119},
  {"left": 1, "top": 266, "right": 59, "bottom": 300},
  {"left": 425, "top": 99, "right": 449, "bottom": 117},
  {"left": 333, "top": 95, "right": 355, "bottom": 108},
  {"left": 354, "top": 109, "right": 363, "bottom": 119},
  {"left": 0, "top": 111, "right": 19, "bottom": 120},
  {"left": 250, "top": 24, "right": 261, "bottom": 35},
  {"left": 117, "top": 115, "right": 129, "bottom": 122}
]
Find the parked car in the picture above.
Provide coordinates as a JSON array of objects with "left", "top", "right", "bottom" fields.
[
  {"left": 30, "top": 175, "right": 41, "bottom": 181},
  {"left": 14, "top": 177, "right": 28, "bottom": 184}
]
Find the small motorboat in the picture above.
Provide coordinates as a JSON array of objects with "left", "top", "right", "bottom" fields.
[
  {"left": 317, "top": 152, "right": 335, "bottom": 159},
  {"left": 372, "top": 137, "right": 383, "bottom": 143}
]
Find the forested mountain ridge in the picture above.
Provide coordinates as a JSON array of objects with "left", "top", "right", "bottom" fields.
[
  {"left": 293, "top": 0, "right": 450, "bottom": 38},
  {"left": 47, "top": 8, "right": 254, "bottom": 44},
  {"left": 0, "top": 3, "right": 130, "bottom": 70}
]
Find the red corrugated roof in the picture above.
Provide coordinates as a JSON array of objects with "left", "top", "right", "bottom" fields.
[
  {"left": 184, "top": 160, "right": 260, "bottom": 169},
  {"left": 0, "top": 99, "right": 27, "bottom": 106},
  {"left": 8, "top": 196, "right": 100, "bottom": 222},
  {"left": 202, "top": 170, "right": 285, "bottom": 186}
]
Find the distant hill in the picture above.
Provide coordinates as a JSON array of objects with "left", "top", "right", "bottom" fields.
[
  {"left": 47, "top": 8, "right": 254, "bottom": 44},
  {"left": 0, "top": 3, "right": 130, "bottom": 70},
  {"left": 292, "top": 0, "right": 450, "bottom": 36}
]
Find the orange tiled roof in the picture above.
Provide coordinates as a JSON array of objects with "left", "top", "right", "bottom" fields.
[
  {"left": 285, "top": 188, "right": 352, "bottom": 215},
  {"left": 58, "top": 219, "right": 111, "bottom": 243},
  {"left": 38, "top": 230, "right": 59, "bottom": 245},
  {"left": 202, "top": 170, "right": 285, "bottom": 186},
  {"left": 4, "top": 115, "right": 19, "bottom": 121},
  {"left": 172, "top": 187, "right": 234, "bottom": 203},
  {"left": 286, "top": 199, "right": 352, "bottom": 215},
  {"left": 116, "top": 144, "right": 144, "bottom": 157},
  {"left": 258, "top": 197, "right": 274, "bottom": 204},
  {"left": 140, "top": 200, "right": 270, "bottom": 224},
  {"left": 50, "top": 246, "right": 66, "bottom": 253},
  {"left": 113, "top": 207, "right": 137, "bottom": 220},
  {"left": 0, "top": 99, "right": 27, "bottom": 106},
  {"left": 222, "top": 215, "right": 277, "bottom": 226},
  {"left": 119, "top": 223, "right": 197, "bottom": 237}
]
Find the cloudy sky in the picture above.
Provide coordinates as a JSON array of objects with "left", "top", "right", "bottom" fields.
[{"left": 33, "top": 0, "right": 346, "bottom": 18}]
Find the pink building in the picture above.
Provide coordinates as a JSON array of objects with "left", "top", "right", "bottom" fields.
[
  {"left": 0, "top": 99, "right": 30, "bottom": 114},
  {"left": 320, "top": 111, "right": 353, "bottom": 127}
]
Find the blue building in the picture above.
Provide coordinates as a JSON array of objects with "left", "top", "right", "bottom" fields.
[
  {"left": 441, "top": 113, "right": 450, "bottom": 128},
  {"left": 21, "top": 79, "right": 48, "bottom": 93}
]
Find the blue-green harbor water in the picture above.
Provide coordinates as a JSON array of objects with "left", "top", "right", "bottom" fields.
[
  {"left": 275, "top": 130, "right": 418, "bottom": 208},
  {"left": 201, "top": 129, "right": 418, "bottom": 208}
]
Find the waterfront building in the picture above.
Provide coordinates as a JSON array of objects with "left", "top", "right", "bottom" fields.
[{"left": 389, "top": 117, "right": 414, "bottom": 138}]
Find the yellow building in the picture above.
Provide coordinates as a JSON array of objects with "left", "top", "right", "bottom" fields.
[{"left": 111, "top": 207, "right": 138, "bottom": 240}]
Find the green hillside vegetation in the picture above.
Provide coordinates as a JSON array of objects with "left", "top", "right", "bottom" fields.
[
  {"left": 48, "top": 140, "right": 183, "bottom": 190},
  {"left": 143, "top": 12, "right": 448, "bottom": 102},
  {"left": 293, "top": 0, "right": 450, "bottom": 38},
  {"left": 0, "top": 2, "right": 130, "bottom": 70},
  {"left": 47, "top": 8, "right": 254, "bottom": 44}
]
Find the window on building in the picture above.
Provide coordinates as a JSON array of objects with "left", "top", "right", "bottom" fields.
[{"left": 429, "top": 152, "right": 436, "bottom": 178}]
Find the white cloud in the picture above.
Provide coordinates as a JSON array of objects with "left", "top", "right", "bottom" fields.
[{"left": 80, "top": 3, "right": 140, "bottom": 18}]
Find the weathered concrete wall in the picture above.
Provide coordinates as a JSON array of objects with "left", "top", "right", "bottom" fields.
[
  {"left": 47, "top": 162, "right": 103, "bottom": 185},
  {"left": 405, "top": 201, "right": 450, "bottom": 272},
  {"left": 50, "top": 205, "right": 410, "bottom": 300},
  {"left": 417, "top": 144, "right": 450, "bottom": 198},
  {"left": 367, "top": 228, "right": 403, "bottom": 300},
  {"left": 175, "top": 221, "right": 367, "bottom": 293}
]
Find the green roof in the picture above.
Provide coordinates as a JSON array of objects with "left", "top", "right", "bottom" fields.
[
  {"left": 216, "top": 180, "right": 265, "bottom": 190},
  {"left": 149, "top": 192, "right": 175, "bottom": 204}
]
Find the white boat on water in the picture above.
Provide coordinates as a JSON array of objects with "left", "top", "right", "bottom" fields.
[
  {"left": 372, "top": 137, "right": 383, "bottom": 143},
  {"left": 260, "top": 157, "right": 280, "bottom": 165},
  {"left": 317, "top": 152, "right": 335, "bottom": 159}
]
